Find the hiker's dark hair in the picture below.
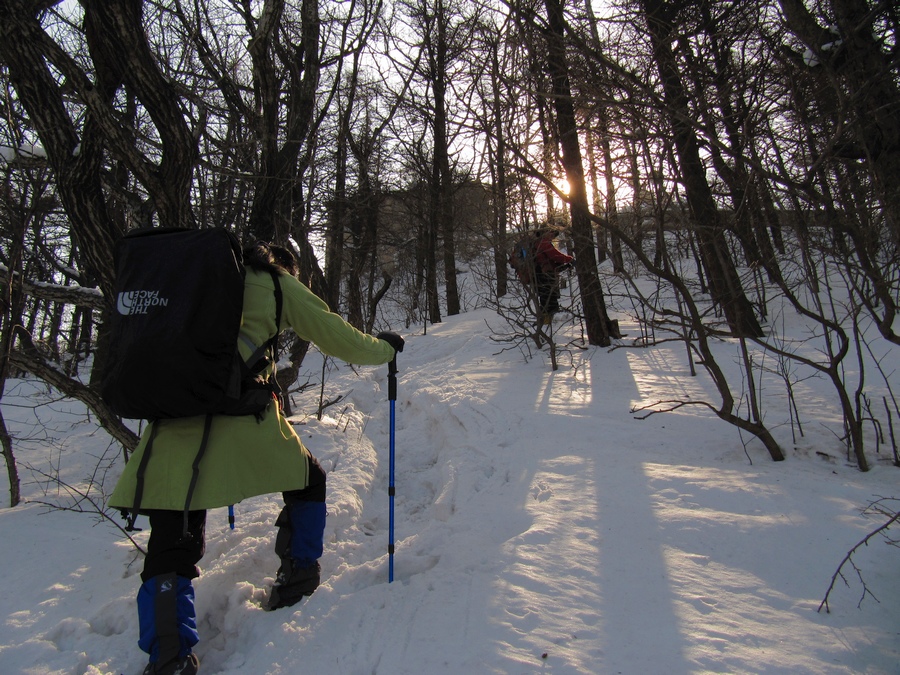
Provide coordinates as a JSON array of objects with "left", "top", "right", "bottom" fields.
[{"left": 243, "top": 241, "right": 300, "bottom": 278}]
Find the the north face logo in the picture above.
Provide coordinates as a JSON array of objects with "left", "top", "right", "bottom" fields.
[{"left": 117, "top": 290, "right": 169, "bottom": 316}]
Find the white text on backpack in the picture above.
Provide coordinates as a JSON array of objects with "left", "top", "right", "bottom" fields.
[{"left": 117, "top": 290, "right": 169, "bottom": 315}]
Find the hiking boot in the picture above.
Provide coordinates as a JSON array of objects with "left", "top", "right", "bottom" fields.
[
  {"left": 267, "top": 560, "right": 320, "bottom": 610},
  {"left": 142, "top": 652, "right": 199, "bottom": 675}
]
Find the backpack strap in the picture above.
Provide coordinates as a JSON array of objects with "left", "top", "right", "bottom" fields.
[
  {"left": 125, "top": 420, "right": 162, "bottom": 532},
  {"left": 267, "top": 271, "right": 284, "bottom": 405},
  {"left": 269, "top": 270, "right": 283, "bottom": 363},
  {"left": 237, "top": 271, "right": 283, "bottom": 375},
  {"left": 238, "top": 333, "right": 269, "bottom": 368},
  {"left": 180, "top": 413, "right": 214, "bottom": 539},
  {"left": 125, "top": 414, "right": 213, "bottom": 541}
]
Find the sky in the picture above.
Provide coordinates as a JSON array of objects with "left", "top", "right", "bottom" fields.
[{"left": 1, "top": 274, "right": 899, "bottom": 674}]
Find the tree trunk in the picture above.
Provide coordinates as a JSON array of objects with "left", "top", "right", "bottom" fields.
[
  {"left": 432, "top": 0, "right": 460, "bottom": 316},
  {"left": 779, "top": 0, "right": 900, "bottom": 240},
  {"left": 0, "top": 4, "right": 120, "bottom": 298},
  {"left": 488, "top": 35, "right": 510, "bottom": 298},
  {"left": 82, "top": 0, "right": 198, "bottom": 229},
  {"left": 641, "top": 0, "right": 763, "bottom": 338},
  {"left": 543, "top": 0, "right": 617, "bottom": 346},
  {"left": 0, "top": 412, "right": 20, "bottom": 508},
  {"left": 426, "top": 170, "right": 443, "bottom": 325},
  {"left": 326, "top": 102, "right": 350, "bottom": 312},
  {"left": 597, "top": 107, "right": 625, "bottom": 273},
  {"left": 247, "top": 0, "right": 320, "bottom": 244},
  {"left": 0, "top": 211, "right": 27, "bottom": 507}
]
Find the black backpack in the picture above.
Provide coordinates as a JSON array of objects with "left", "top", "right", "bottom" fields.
[
  {"left": 102, "top": 227, "right": 282, "bottom": 420},
  {"left": 101, "top": 227, "right": 283, "bottom": 534}
]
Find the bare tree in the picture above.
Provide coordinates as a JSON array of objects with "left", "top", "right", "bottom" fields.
[{"left": 639, "top": 0, "right": 763, "bottom": 338}]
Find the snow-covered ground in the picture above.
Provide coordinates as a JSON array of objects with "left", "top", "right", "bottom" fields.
[{"left": 2, "top": 285, "right": 899, "bottom": 674}]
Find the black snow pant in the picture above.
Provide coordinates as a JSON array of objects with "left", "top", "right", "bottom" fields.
[
  {"left": 535, "top": 270, "right": 561, "bottom": 317},
  {"left": 140, "top": 452, "right": 327, "bottom": 581},
  {"left": 141, "top": 510, "right": 207, "bottom": 582}
]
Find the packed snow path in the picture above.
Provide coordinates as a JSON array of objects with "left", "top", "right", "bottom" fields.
[{"left": 1, "top": 308, "right": 898, "bottom": 674}]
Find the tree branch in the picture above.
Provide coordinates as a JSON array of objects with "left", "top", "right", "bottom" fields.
[
  {"left": 10, "top": 328, "right": 139, "bottom": 453},
  {"left": 0, "top": 264, "right": 106, "bottom": 312}
]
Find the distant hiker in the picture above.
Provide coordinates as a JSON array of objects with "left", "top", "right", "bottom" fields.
[
  {"left": 519, "top": 227, "right": 573, "bottom": 324},
  {"left": 107, "top": 241, "right": 404, "bottom": 675}
]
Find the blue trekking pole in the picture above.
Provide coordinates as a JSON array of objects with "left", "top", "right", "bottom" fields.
[{"left": 388, "top": 356, "right": 398, "bottom": 582}]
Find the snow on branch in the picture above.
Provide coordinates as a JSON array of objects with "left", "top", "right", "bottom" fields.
[{"left": 0, "top": 264, "right": 106, "bottom": 311}]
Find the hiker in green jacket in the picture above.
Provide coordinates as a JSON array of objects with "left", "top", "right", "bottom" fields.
[{"left": 108, "top": 242, "right": 404, "bottom": 675}]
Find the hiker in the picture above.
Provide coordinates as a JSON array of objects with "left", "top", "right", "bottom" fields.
[
  {"left": 108, "top": 241, "right": 405, "bottom": 675},
  {"left": 532, "top": 227, "right": 574, "bottom": 323}
]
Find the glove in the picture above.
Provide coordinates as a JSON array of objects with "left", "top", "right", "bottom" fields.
[{"left": 377, "top": 331, "right": 405, "bottom": 354}]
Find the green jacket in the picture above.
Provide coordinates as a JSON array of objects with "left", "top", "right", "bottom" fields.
[{"left": 108, "top": 269, "right": 395, "bottom": 512}]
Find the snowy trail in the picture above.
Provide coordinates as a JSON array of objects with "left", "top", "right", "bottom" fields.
[
  {"left": 2, "top": 307, "right": 899, "bottom": 674},
  {"left": 127, "top": 312, "right": 900, "bottom": 673}
]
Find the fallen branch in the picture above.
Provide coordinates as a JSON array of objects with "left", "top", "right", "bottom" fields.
[
  {"left": 819, "top": 507, "right": 900, "bottom": 612},
  {"left": 26, "top": 464, "right": 146, "bottom": 555}
]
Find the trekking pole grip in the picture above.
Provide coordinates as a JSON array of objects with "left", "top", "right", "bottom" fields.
[{"left": 388, "top": 356, "right": 398, "bottom": 401}]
